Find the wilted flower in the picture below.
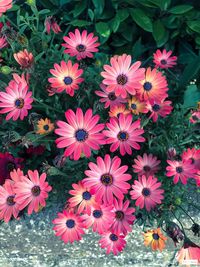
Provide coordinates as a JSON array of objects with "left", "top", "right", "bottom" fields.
[
  {"left": 191, "top": 223, "right": 200, "bottom": 237},
  {"left": 45, "top": 16, "right": 61, "bottom": 34},
  {"left": 167, "top": 147, "right": 177, "bottom": 160},
  {"left": 13, "top": 49, "right": 34, "bottom": 69},
  {"left": 166, "top": 222, "right": 184, "bottom": 246}
]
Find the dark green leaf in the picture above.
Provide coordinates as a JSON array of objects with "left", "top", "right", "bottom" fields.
[
  {"left": 111, "top": 18, "right": 120, "bottom": 33},
  {"left": 72, "top": 0, "right": 87, "bottom": 17},
  {"left": 38, "top": 9, "right": 50, "bottom": 15},
  {"left": 92, "top": 0, "right": 105, "bottom": 16},
  {"left": 88, "top": 9, "right": 94, "bottom": 21},
  {"left": 129, "top": 8, "right": 153, "bottom": 32},
  {"left": 153, "top": 20, "right": 169, "bottom": 47},
  {"left": 95, "top": 22, "right": 111, "bottom": 38},
  {"left": 187, "top": 21, "right": 200, "bottom": 33},
  {"left": 183, "top": 85, "right": 200, "bottom": 109},
  {"left": 180, "top": 56, "right": 200, "bottom": 88},
  {"left": 116, "top": 9, "right": 129, "bottom": 22},
  {"left": 148, "top": 0, "right": 171, "bottom": 10},
  {"left": 70, "top": 20, "right": 92, "bottom": 27},
  {"left": 169, "top": 5, "right": 193, "bottom": 14}
]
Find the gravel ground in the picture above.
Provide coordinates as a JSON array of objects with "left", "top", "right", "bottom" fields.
[{"left": 0, "top": 200, "right": 199, "bottom": 267}]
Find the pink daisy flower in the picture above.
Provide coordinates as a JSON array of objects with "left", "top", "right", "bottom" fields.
[
  {"left": 130, "top": 175, "right": 164, "bottom": 211},
  {"left": 109, "top": 104, "right": 131, "bottom": 118},
  {"left": 0, "top": 74, "right": 33, "bottom": 121},
  {"left": 0, "top": 36, "right": 7, "bottom": 49},
  {"left": 146, "top": 99, "right": 173, "bottom": 122},
  {"left": 99, "top": 232, "right": 126, "bottom": 255},
  {"left": 0, "top": 0, "right": 12, "bottom": 17},
  {"left": 166, "top": 160, "right": 196, "bottom": 185},
  {"left": 189, "top": 111, "right": 200, "bottom": 124},
  {"left": 83, "top": 154, "right": 131, "bottom": 204},
  {"left": 10, "top": 168, "right": 26, "bottom": 182},
  {"left": 153, "top": 49, "right": 177, "bottom": 69},
  {"left": 52, "top": 210, "right": 85, "bottom": 243},
  {"left": 82, "top": 203, "right": 114, "bottom": 234},
  {"left": 195, "top": 171, "right": 200, "bottom": 187},
  {"left": 0, "top": 179, "right": 20, "bottom": 222},
  {"left": 132, "top": 153, "right": 161, "bottom": 177},
  {"left": 101, "top": 54, "right": 145, "bottom": 98},
  {"left": 68, "top": 181, "right": 97, "bottom": 215},
  {"left": 95, "top": 83, "right": 127, "bottom": 109},
  {"left": 103, "top": 113, "right": 145, "bottom": 155},
  {"left": 181, "top": 148, "right": 200, "bottom": 170},
  {"left": 62, "top": 29, "right": 100, "bottom": 60},
  {"left": 55, "top": 108, "right": 105, "bottom": 160},
  {"left": 48, "top": 60, "right": 84, "bottom": 96},
  {"left": 111, "top": 198, "right": 135, "bottom": 235},
  {"left": 14, "top": 170, "right": 52, "bottom": 215}
]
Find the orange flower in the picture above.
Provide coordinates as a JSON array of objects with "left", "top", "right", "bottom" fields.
[
  {"left": 109, "top": 104, "right": 130, "bottom": 118},
  {"left": 128, "top": 96, "right": 148, "bottom": 115},
  {"left": 14, "top": 49, "right": 34, "bottom": 68},
  {"left": 143, "top": 228, "right": 167, "bottom": 251},
  {"left": 36, "top": 118, "right": 54, "bottom": 135}
]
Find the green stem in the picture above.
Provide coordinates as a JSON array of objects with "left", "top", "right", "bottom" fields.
[
  {"left": 33, "top": 98, "right": 63, "bottom": 114},
  {"left": 166, "top": 69, "right": 179, "bottom": 81},
  {"left": 178, "top": 206, "right": 196, "bottom": 224},
  {"left": 170, "top": 210, "right": 186, "bottom": 236}
]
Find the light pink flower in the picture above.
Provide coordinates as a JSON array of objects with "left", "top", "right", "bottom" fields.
[
  {"left": 146, "top": 99, "right": 173, "bottom": 122},
  {"left": 99, "top": 232, "right": 126, "bottom": 255},
  {"left": 153, "top": 49, "right": 177, "bottom": 69},
  {"left": 0, "top": 0, "right": 12, "bottom": 17}
]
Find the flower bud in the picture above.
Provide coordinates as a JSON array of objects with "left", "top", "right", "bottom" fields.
[
  {"left": 0, "top": 66, "right": 12, "bottom": 74},
  {"left": 167, "top": 147, "right": 176, "bottom": 160},
  {"left": 166, "top": 222, "right": 184, "bottom": 246}
]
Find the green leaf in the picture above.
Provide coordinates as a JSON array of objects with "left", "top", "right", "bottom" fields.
[
  {"left": 70, "top": 20, "right": 92, "bottom": 27},
  {"left": 153, "top": 20, "right": 169, "bottom": 47},
  {"left": 169, "top": 5, "right": 193, "bottom": 14},
  {"left": 180, "top": 56, "right": 200, "bottom": 88},
  {"left": 148, "top": 0, "right": 171, "bottom": 10},
  {"left": 35, "top": 52, "right": 45, "bottom": 62},
  {"left": 38, "top": 9, "right": 50, "bottom": 15},
  {"left": 95, "top": 22, "right": 111, "bottom": 38},
  {"left": 111, "top": 18, "right": 120, "bottom": 33},
  {"left": 187, "top": 21, "right": 200, "bottom": 33},
  {"left": 116, "top": 9, "right": 129, "bottom": 22},
  {"left": 7, "top": 4, "right": 20, "bottom": 11},
  {"left": 183, "top": 85, "right": 200, "bottom": 109},
  {"left": 72, "top": 0, "right": 87, "bottom": 17},
  {"left": 129, "top": 8, "right": 153, "bottom": 32},
  {"left": 88, "top": 9, "right": 94, "bottom": 21},
  {"left": 92, "top": 0, "right": 105, "bottom": 16}
]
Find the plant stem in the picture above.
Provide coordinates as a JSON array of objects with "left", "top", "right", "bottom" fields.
[
  {"left": 178, "top": 206, "right": 196, "bottom": 224},
  {"left": 33, "top": 98, "right": 63, "bottom": 114},
  {"left": 170, "top": 210, "right": 186, "bottom": 235}
]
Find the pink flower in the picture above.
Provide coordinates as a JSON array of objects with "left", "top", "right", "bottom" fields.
[
  {"left": 0, "top": 179, "right": 20, "bottom": 222},
  {"left": 62, "top": 29, "right": 100, "bottom": 60},
  {"left": 103, "top": 113, "right": 145, "bottom": 155},
  {"left": 82, "top": 203, "right": 114, "bottom": 234},
  {"left": 55, "top": 108, "right": 105, "bottom": 160},
  {"left": 83, "top": 154, "right": 131, "bottom": 204},
  {"left": 189, "top": 111, "right": 200, "bottom": 124},
  {"left": 130, "top": 175, "right": 164, "bottom": 211},
  {"left": 52, "top": 210, "right": 85, "bottom": 243},
  {"left": 101, "top": 54, "right": 145, "bottom": 98},
  {"left": 0, "top": 0, "right": 12, "bottom": 17},
  {"left": 99, "top": 232, "right": 126, "bottom": 255},
  {"left": 13, "top": 49, "right": 34, "bottom": 69},
  {"left": 0, "top": 74, "right": 33, "bottom": 121},
  {"left": 195, "top": 171, "right": 200, "bottom": 187},
  {"left": 176, "top": 239, "right": 200, "bottom": 266},
  {"left": 146, "top": 99, "right": 173, "bottom": 122},
  {"left": 181, "top": 148, "right": 200, "bottom": 170},
  {"left": 109, "top": 104, "right": 131, "bottom": 118},
  {"left": 68, "top": 181, "right": 97, "bottom": 215},
  {"left": 132, "top": 153, "right": 160, "bottom": 177},
  {"left": 95, "top": 83, "right": 127, "bottom": 109},
  {"left": 166, "top": 160, "right": 196, "bottom": 184},
  {"left": 45, "top": 16, "right": 61, "bottom": 34},
  {"left": 111, "top": 198, "right": 135, "bottom": 235},
  {"left": 153, "top": 49, "right": 177, "bottom": 69},
  {"left": 10, "top": 168, "right": 25, "bottom": 182},
  {"left": 48, "top": 60, "right": 84, "bottom": 96},
  {"left": 14, "top": 170, "right": 52, "bottom": 215},
  {"left": 0, "top": 36, "right": 7, "bottom": 49}
]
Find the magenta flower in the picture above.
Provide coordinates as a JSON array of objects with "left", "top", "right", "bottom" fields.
[
  {"left": 0, "top": 0, "right": 12, "bottom": 17},
  {"left": 99, "top": 232, "right": 126, "bottom": 255},
  {"left": 55, "top": 108, "right": 105, "bottom": 160},
  {"left": 153, "top": 49, "right": 177, "bottom": 69},
  {"left": 181, "top": 148, "right": 200, "bottom": 170},
  {"left": 146, "top": 99, "right": 173, "bottom": 122},
  {"left": 83, "top": 154, "right": 131, "bottom": 204},
  {"left": 0, "top": 36, "right": 7, "bottom": 49},
  {"left": 130, "top": 175, "right": 164, "bottom": 211},
  {"left": 103, "top": 113, "right": 145, "bottom": 155},
  {"left": 45, "top": 16, "right": 61, "bottom": 34}
]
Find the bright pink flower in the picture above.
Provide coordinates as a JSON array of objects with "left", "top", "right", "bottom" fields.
[
  {"left": 195, "top": 171, "right": 200, "bottom": 187},
  {"left": 52, "top": 210, "right": 85, "bottom": 243},
  {"left": 55, "top": 108, "right": 105, "bottom": 160},
  {"left": 68, "top": 181, "right": 97, "bottom": 215},
  {"left": 83, "top": 154, "right": 131, "bottom": 204},
  {"left": 14, "top": 170, "right": 52, "bottom": 215},
  {"left": 109, "top": 104, "right": 131, "bottom": 118},
  {"left": 176, "top": 239, "right": 200, "bottom": 266},
  {"left": 10, "top": 168, "right": 26, "bottom": 182},
  {"left": 0, "top": 74, "right": 33, "bottom": 121},
  {"left": 111, "top": 198, "right": 135, "bottom": 235},
  {"left": 101, "top": 54, "right": 145, "bottom": 98},
  {"left": 166, "top": 160, "right": 196, "bottom": 184},
  {"left": 45, "top": 16, "right": 61, "bottom": 34},
  {"left": 62, "top": 29, "right": 100, "bottom": 60},
  {"left": 130, "top": 175, "right": 164, "bottom": 211},
  {"left": 153, "top": 49, "right": 177, "bottom": 69},
  {"left": 132, "top": 153, "right": 160, "bottom": 177},
  {"left": 0, "top": 179, "right": 20, "bottom": 222},
  {"left": 146, "top": 99, "right": 173, "bottom": 122},
  {"left": 82, "top": 203, "right": 114, "bottom": 234},
  {"left": 0, "top": 0, "right": 12, "bottom": 17},
  {"left": 99, "top": 232, "right": 126, "bottom": 255},
  {"left": 0, "top": 36, "right": 7, "bottom": 49},
  {"left": 103, "top": 113, "right": 145, "bottom": 155},
  {"left": 95, "top": 83, "right": 127, "bottom": 109},
  {"left": 48, "top": 60, "right": 84, "bottom": 96},
  {"left": 189, "top": 111, "right": 200, "bottom": 124},
  {"left": 181, "top": 148, "right": 200, "bottom": 170}
]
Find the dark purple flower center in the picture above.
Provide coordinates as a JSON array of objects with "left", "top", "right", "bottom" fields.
[
  {"left": 75, "top": 129, "right": 88, "bottom": 142},
  {"left": 143, "top": 82, "right": 152, "bottom": 91},
  {"left": 66, "top": 219, "right": 75, "bottom": 228},
  {"left": 131, "top": 103, "right": 137, "bottom": 110},
  {"left": 15, "top": 98, "right": 24, "bottom": 109},
  {"left": 176, "top": 167, "right": 183, "bottom": 173},
  {"left": 190, "top": 157, "right": 195, "bottom": 164},
  {"left": 101, "top": 173, "right": 113, "bottom": 186},
  {"left": 160, "top": 59, "right": 167, "bottom": 65},
  {"left": 117, "top": 131, "right": 129, "bottom": 141},
  {"left": 109, "top": 233, "right": 118, "bottom": 241},
  {"left": 152, "top": 104, "right": 160, "bottom": 112},
  {"left": 63, "top": 76, "right": 73, "bottom": 85},
  {"left": 6, "top": 195, "right": 15, "bottom": 206},
  {"left": 43, "top": 124, "right": 49, "bottom": 131},
  {"left": 31, "top": 185, "right": 41, "bottom": 196},
  {"left": 115, "top": 210, "right": 124, "bottom": 221},
  {"left": 76, "top": 44, "right": 86, "bottom": 52},
  {"left": 143, "top": 165, "right": 151, "bottom": 172},
  {"left": 108, "top": 92, "right": 117, "bottom": 101},
  {"left": 7, "top": 162, "right": 16, "bottom": 172},
  {"left": 152, "top": 233, "right": 160, "bottom": 240},
  {"left": 192, "top": 115, "right": 198, "bottom": 121},
  {"left": 82, "top": 191, "right": 91, "bottom": 200},
  {"left": 117, "top": 74, "right": 128, "bottom": 85},
  {"left": 142, "top": 188, "right": 151, "bottom": 197},
  {"left": 93, "top": 210, "right": 102, "bottom": 218}
]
